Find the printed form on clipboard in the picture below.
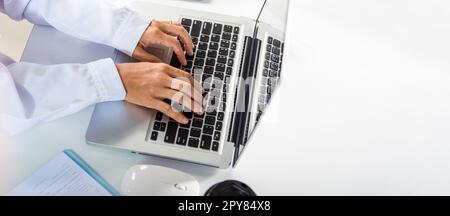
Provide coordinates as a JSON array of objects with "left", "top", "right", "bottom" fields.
[{"left": 8, "top": 150, "right": 120, "bottom": 196}]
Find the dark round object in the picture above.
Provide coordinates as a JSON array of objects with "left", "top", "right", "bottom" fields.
[{"left": 204, "top": 180, "right": 257, "bottom": 196}]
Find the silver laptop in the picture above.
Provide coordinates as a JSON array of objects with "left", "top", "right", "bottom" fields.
[{"left": 86, "top": 0, "right": 290, "bottom": 168}]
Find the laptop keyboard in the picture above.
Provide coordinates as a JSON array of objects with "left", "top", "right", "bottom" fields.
[
  {"left": 148, "top": 18, "right": 241, "bottom": 152},
  {"left": 256, "top": 36, "right": 284, "bottom": 123}
]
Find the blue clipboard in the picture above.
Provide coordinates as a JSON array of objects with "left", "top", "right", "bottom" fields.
[{"left": 63, "top": 149, "right": 120, "bottom": 196}]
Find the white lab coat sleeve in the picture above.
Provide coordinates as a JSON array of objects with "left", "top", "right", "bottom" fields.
[
  {"left": 0, "top": 59, "right": 126, "bottom": 136},
  {"left": 1, "top": 0, "right": 151, "bottom": 56}
]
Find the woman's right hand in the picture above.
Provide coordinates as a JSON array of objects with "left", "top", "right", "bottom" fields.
[{"left": 116, "top": 62, "right": 204, "bottom": 124}]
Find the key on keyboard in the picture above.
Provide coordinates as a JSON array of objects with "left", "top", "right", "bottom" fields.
[{"left": 256, "top": 36, "right": 284, "bottom": 123}]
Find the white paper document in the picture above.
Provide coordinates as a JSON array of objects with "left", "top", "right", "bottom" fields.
[{"left": 8, "top": 151, "right": 116, "bottom": 196}]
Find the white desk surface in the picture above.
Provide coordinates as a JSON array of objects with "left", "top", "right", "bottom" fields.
[{"left": 2, "top": 0, "right": 450, "bottom": 195}]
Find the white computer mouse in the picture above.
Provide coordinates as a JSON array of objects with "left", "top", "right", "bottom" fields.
[{"left": 121, "top": 164, "right": 200, "bottom": 196}]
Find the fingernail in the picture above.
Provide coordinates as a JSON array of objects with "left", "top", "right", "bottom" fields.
[
  {"left": 183, "top": 118, "right": 189, "bottom": 124},
  {"left": 195, "top": 106, "right": 203, "bottom": 114}
]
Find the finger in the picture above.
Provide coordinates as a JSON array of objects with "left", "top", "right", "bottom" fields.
[
  {"left": 160, "top": 24, "right": 194, "bottom": 56},
  {"left": 132, "top": 46, "right": 163, "bottom": 63},
  {"left": 160, "top": 20, "right": 182, "bottom": 27},
  {"left": 159, "top": 89, "right": 203, "bottom": 114},
  {"left": 151, "top": 98, "right": 189, "bottom": 124},
  {"left": 164, "top": 35, "right": 187, "bottom": 65},
  {"left": 165, "top": 66, "right": 203, "bottom": 93},
  {"left": 167, "top": 78, "right": 203, "bottom": 107},
  {"left": 170, "top": 72, "right": 204, "bottom": 104},
  {"left": 160, "top": 23, "right": 194, "bottom": 56}
]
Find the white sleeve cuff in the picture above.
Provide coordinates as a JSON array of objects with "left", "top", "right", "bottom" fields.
[
  {"left": 87, "top": 58, "right": 126, "bottom": 102},
  {"left": 113, "top": 8, "right": 152, "bottom": 56}
]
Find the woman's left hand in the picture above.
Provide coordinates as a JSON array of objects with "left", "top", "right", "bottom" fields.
[{"left": 132, "top": 20, "right": 194, "bottom": 65}]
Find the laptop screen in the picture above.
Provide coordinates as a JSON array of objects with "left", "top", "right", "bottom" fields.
[
  {"left": 255, "top": 0, "right": 290, "bottom": 34},
  {"left": 232, "top": 0, "right": 290, "bottom": 166}
]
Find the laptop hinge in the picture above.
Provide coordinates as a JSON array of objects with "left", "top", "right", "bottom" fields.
[{"left": 227, "top": 36, "right": 262, "bottom": 167}]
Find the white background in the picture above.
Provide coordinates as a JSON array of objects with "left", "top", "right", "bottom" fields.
[{"left": 1, "top": 0, "right": 450, "bottom": 195}]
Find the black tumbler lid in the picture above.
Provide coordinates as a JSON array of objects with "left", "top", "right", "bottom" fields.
[{"left": 204, "top": 180, "right": 257, "bottom": 196}]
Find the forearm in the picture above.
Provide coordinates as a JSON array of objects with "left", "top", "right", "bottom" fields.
[
  {"left": 1, "top": 0, "right": 150, "bottom": 56},
  {"left": 0, "top": 59, "right": 125, "bottom": 136}
]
